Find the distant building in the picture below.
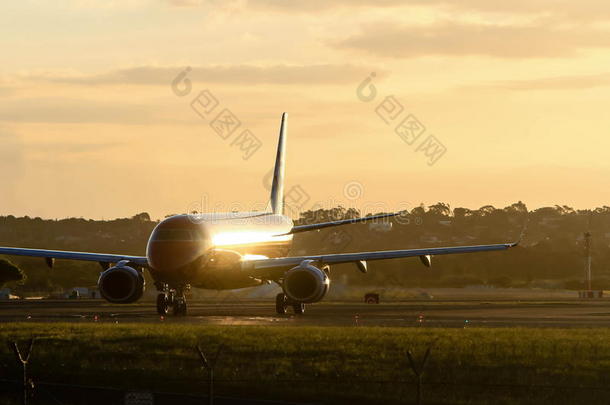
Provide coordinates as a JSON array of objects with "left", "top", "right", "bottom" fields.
[
  {"left": 538, "top": 217, "right": 562, "bottom": 228},
  {"left": 420, "top": 234, "right": 440, "bottom": 244},
  {"left": 451, "top": 235, "right": 476, "bottom": 244},
  {"left": 368, "top": 222, "right": 392, "bottom": 232},
  {"left": 54, "top": 235, "right": 83, "bottom": 243}
]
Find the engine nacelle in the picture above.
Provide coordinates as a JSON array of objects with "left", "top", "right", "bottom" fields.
[
  {"left": 283, "top": 260, "right": 330, "bottom": 303},
  {"left": 98, "top": 261, "right": 145, "bottom": 303}
]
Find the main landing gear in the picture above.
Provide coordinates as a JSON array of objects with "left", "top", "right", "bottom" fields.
[
  {"left": 173, "top": 294, "right": 187, "bottom": 316},
  {"left": 156, "top": 292, "right": 171, "bottom": 315},
  {"left": 275, "top": 293, "right": 305, "bottom": 315},
  {"left": 156, "top": 284, "right": 188, "bottom": 316}
]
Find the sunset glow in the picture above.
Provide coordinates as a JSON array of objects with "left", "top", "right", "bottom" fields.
[{"left": 1, "top": 1, "right": 609, "bottom": 219}]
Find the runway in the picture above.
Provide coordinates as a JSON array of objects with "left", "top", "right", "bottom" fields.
[{"left": 3, "top": 299, "right": 610, "bottom": 327}]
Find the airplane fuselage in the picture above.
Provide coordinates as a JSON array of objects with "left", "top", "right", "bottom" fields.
[{"left": 146, "top": 213, "right": 293, "bottom": 290}]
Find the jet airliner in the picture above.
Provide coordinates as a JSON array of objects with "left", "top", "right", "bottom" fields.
[{"left": 0, "top": 113, "right": 518, "bottom": 315}]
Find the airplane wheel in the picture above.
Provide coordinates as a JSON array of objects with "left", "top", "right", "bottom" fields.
[
  {"left": 293, "top": 302, "right": 305, "bottom": 315},
  {"left": 156, "top": 294, "right": 169, "bottom": 315},
  {"left": 173, "top": 298, "right": 187, "bottom": 316},
  {"left": 275, "top": 293, "right": 288, "bottom": 315}
]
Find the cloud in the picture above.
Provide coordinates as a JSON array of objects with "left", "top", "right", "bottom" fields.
[
  {"left": 418, "top": 0, "right": 610, "bottom": 22},
  {"left": 239, "top": 0, "right": 403, "bottom": 12},
  {"left": 0, "top": 98, "right": 160, "bottom": 125},
  {"left": 334, "top": 22, "right": 610, "bottom": 58},
  {"left": 477, "top": 72, "right": 610, "bottom": 91},
  {"left": 0, "top": 128, "right": 23, "bottom": 169},
  {"left": 29, "top": 64, "right": 381, "bottom": 86},
  {"left": 166, "top": 0, "right": 404, "bottom": 11},
  {"left": 31, "top": 141, "right": 122, "bottom": 154},
  {"left": 176, "top": 0, "right": 610, "bottom": 26},
  {"left": 170, "top": 0, "right": 610, "bottom": 22},
  {"left": 0, "top": 128, "right": 24, "bottom": 208},
  {"left": 0, "top": 87, "right": 15, "bottom": 97},
  {"left": 166, "top": 0, "right": 202, "bottom": 6}
]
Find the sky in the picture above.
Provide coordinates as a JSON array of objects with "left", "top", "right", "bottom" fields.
[{"left": 1, "top": 0, "right": 609, "bottom": 220}]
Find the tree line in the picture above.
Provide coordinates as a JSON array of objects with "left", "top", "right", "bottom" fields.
[{"left": 1, "top": 203, "right": 609, "bottom": 292}]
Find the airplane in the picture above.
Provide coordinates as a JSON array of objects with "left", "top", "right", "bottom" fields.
[{"left": 0, "top": 113, "right": 519, "bottom": 316}]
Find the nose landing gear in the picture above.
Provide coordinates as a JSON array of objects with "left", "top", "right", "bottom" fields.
[{"left": 156, "top": 284, "right": 188, "bottom": 316}]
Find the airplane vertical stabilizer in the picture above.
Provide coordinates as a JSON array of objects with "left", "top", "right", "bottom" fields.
[{"left": 268, "top": 112, "right": 287, "bottom": 215}]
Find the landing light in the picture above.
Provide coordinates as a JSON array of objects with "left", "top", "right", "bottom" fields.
[{"left": 242, "top": 254, "right": 269, "bottom": 261}]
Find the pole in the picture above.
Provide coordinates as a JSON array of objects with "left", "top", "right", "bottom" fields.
[
  {"left": 584, "top": 231, "right": 592, "bottom": 291},
  {"left": 208, "top": 367, "right": 213, "bottom": 405},
  {"left": 406, "top": 344, "right": 432, "bottom": 405},
  {"left": 9, "top": 339, "right": 34, "bottom": 405},
  {"left": 196, "top": 344, "right": 223, "bottom": 405}
]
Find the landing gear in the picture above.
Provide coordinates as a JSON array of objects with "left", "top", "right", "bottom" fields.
[
  {"left": 156, "top": 293, "right": 169, "bottom": 315},
  {"left": 292, "top": 302, "right": 305, "bottom": 315},
  {"left": 172, "top": 286, "right": 188, "bottom": 316},
  {"left": 156, "top": 283, "right": 187, "bottom": 316},
  {"left": 275, "top": 293, "right": 305, "bottom": 315},
  {"left": 276, "top": 293, "right": 288, "bottom": 314},
  {"left": 173, "top": 296, "right": 187, "bottom": 316}
]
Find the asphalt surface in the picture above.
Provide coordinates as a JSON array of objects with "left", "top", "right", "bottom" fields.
[{"left": 3, "top": 299, "right": 610, "bottom": 327}]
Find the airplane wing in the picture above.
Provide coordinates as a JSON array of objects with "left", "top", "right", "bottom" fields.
[
  {"left": 243, "top": 241, "right": 518, "bottom": 279},
  {"left": 285, "top": 212, "right": 401, "bottom": 235},
  {"left": 0, "top": 247, "right": 148, "bottom": 268}
]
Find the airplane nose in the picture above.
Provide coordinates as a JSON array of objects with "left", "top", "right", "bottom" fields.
[
  {"left": 146, "top": 215, "right": 208, "bottom": 274},
  {"left": 147, "top": 241, "right": 202, "bottom": 272}
]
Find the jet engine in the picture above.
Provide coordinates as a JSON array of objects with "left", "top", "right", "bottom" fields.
[
  {"left": 283, "top": 260, "right": 330, "bottom": 303},
  {"left": 98, "top": 261, "right": 145, "bottom": 303}
]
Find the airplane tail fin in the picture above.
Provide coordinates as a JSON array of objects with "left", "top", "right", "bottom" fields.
[{"left": 268, "top": 112, "right": 287, "bottom": 215}]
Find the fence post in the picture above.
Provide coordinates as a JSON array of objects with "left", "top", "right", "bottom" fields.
[
  {"left": 196, "top": 344, "right": 223, "bottom": 405},
  {"left": 406, "top": 344, "right": 432, "bottom": 405},
  {"left": 9, "top": 339, "right": 34, "bottom": 405}
]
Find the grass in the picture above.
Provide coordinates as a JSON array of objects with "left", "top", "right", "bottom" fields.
[{"left": 1, "top": 323, "right": 610, "bottom": 404}]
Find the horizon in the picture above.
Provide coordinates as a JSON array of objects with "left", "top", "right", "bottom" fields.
[{"left": 0, "top": 200, "right": 606, "bottom": 223}]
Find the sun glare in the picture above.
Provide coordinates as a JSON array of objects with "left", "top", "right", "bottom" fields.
[
  {"left": 241, "top": 254, "right": 269, "bottom": 261},
  {"left": 211, "top": 231, "right": 290, "bottom": 247}
]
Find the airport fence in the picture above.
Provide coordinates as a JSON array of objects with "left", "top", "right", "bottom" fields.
[{"left": 3, "top": 338, "right": 610, "bottom": 405}]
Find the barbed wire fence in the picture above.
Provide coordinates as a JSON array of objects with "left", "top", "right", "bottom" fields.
[{"left": 3, "top": 337, "right": 610, "bottom": 405}]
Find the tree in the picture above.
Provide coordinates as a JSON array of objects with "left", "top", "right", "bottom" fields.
[
  {"left": 132, "top": 212, "right": 151, "bottom": 222},
  {"left": 453, "top": 207, "right": 472, "bottom": 219},
  {"left": 0, "top": 259, "right": 25, "bottom": 287},
  {"left": 594, "top": 206, "right": 610, "bottom": 215},
  {"left": 411, "top": 203, "right": 426, "bottom": 217},
  {"left": 428, "top": 202, "right": 451, "bottom": 217},
  {"left": 476, "top": 205, "right": 496, "bottom": 216},
  {"left": 504, "top": 201, "right": 528, "bottom": 214}
]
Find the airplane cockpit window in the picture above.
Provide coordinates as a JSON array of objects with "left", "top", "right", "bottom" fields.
[{"left": 153, "top": 229, "right": 203, "bottom": 241}]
